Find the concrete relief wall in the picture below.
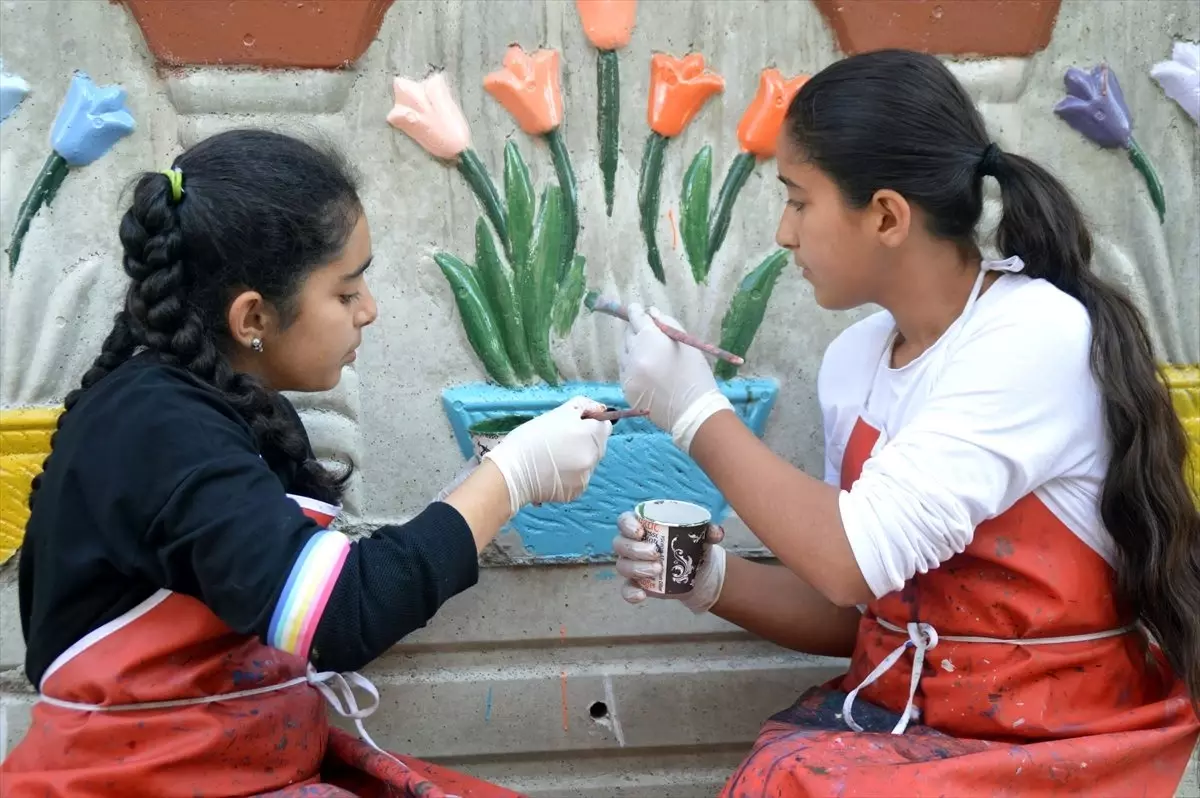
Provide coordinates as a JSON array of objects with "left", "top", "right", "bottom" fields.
[{"left": 1, "top": 1, "right": 1197, "bottom": 794}]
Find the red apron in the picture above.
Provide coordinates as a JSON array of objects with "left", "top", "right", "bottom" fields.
[
  {"left": 1, "top": 496, "right": 524, "bottom": 798},
  {"left": 721, "top": 416, "right": 1199, "bottom": 797}
]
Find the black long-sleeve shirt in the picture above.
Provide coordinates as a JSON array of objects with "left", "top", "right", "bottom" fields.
[{"left": 19, "top": 354, "right": 479, "bottom": 685}]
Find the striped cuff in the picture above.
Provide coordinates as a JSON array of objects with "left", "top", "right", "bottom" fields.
[{"left": 268, "top": 529, "right": 352, "bottom": 660}]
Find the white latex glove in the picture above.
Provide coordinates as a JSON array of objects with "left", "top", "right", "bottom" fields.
[
  {"left": 613, "top": 511, "right": 727, "bottom": 613},
  {"left": 618, "top": 303, "right": 733, "bottom": 453},
  {"left": 483, "top": 396, "right": 612, "bottom": 514}
]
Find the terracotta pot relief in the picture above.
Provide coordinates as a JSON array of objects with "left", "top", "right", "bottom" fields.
[
  {"left": 812, "top": 0, "right": 1062, "bottom": 57},
  {"left": 122, "top": 0, "right": 394, "bottom": 69}
]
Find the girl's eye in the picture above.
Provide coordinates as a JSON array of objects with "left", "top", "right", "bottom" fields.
[
  {"left": 339, "top": 292, "right": 360, "bottom": 305},
  {"left": 787, "top": 200, "right": 806, "bottom": 211}
]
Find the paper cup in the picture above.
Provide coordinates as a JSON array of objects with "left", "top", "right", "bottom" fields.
[
  {"left": 633, "top": 500, "right": 711, "bottom": 597},
  {"left": 468, "top": 414, "right": 535, "bottom": 461}
]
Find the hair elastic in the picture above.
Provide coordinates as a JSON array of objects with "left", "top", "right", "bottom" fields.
[
  {"left": 977, "top": 143, "right": 1003, "bottom": 178},
  {"left": 161, "top": 167, "right": 184, "bottom": 203}
]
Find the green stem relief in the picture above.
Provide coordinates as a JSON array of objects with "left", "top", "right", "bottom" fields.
[
  {"left": 524, "top": 186, "right": 566, "bottom": 384},
  {"left": 681, "top": 145, "right": 713, "bottom": 284},
  {"left": 457, "top": 148, "right": 508, "bottom": 250},
  {"left": 597, "top": 50, "right": 620, "bottom": 218},
  {"left": 545, "top": 127, "right": 578, "bottom": 283},
  {"left": 552, "top": 255, "right": 588, "bottom": 338},
  {"left": 713, "top": 249, "right": 790, "bottom": 381},
  {"left": 638, "top": 132, "right": 669, "bottom": 284},
  {"left": 503, "top": 140, "right": 535, "bottom": 270},
  {"left": 8, "top": 152, "right": 70, "bottom": 273},
  {"left": 433, "top": 252, "right": 519, "bottom": 387},
  {"left": 1127, "top": 138, "right": 1166, "bottom": 224},
  {"left": 474, "top": 217, "right": 535, "bottom": 382},
  {"left": 707, "top": 151, "right": 756, "bottom": 268}
]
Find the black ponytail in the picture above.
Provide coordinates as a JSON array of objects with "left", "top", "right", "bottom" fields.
[
  {"left": 30, "top": 129, "right": 361, "bottom": 509},
  {"left": 786, "top": 49, "right": 1200, "bottom": 702},
  {"left": 991, "top": 149, "right": 1200, "bottom": 705}
]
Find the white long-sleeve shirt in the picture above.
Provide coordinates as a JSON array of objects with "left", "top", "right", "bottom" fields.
[{"left": 821, "top": 273, "right": 1112, "bottom": 598}]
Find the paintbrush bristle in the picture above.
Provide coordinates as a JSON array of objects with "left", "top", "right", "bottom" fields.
[{"left": 583, "top": 290, "right": 600, "bottom": 311}]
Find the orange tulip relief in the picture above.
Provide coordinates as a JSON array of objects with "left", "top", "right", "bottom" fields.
[
  {"left": 484, "top": 45, "right": 578, "bottom": 279},
  {"left": 574, "top": 0, "right": 638, "bottom": 216},
  {"left": 702, "top": 68, "right": 808, "bottom": 279},
  {"left": 638, "top": 52, "right": 724, "bottom": 283},
  {"left": 647, "top": 53, "right": 725, "bottom": 138},
  {"left": 737, "top": 68, "right": 809, "bottom": 159},
  {"left": 484, "top": 45, "right": 564, "bottom": 136},
  {"left": 575, "top": 0, "right": 637, "bottom": 51}
]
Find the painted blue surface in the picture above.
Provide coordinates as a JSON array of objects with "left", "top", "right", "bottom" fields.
[
  {"left": 50, "top": 72, "right": 135, "bottom": 167},
  {"left": 442, "top": 379, "right": 779, "bottom": 559},
  {"left": 0, "top": 61, "right": 30, "bottom": 123}
]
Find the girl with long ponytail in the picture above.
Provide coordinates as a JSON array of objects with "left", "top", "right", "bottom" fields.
[{"left": 613, "top": 49, "right": 1199, "bottom": 796}]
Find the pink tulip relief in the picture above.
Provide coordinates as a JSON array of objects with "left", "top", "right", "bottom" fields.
[
  {"left": 388, "top": 70, "right": 508, "bottom": 252},
  {"left": 387, "top": 72, "right": 470, "bottom": 160}
]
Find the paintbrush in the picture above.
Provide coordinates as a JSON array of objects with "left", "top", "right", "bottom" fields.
[
  {"left": 583, "top": 291, "right": 746, "bottom": 366},
  {"left": 581, "top": 407, "right": 651, "bottom": 422}
]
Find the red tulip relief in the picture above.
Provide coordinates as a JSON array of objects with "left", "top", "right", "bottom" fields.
[
  {"left": 680, "top": 68, "right": 808, "bottom": 285},
  {"left": 638, "top": 53, "right": 725, "bottom": 284}
]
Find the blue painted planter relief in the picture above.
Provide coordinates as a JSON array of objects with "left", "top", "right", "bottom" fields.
[{"left": 442, "top": 379, "right": 778, "bottom": 559}]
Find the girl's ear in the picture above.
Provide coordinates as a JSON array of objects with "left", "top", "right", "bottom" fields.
[
  {"left": 867, "top": 188, "right": 913, "bottom": 249},
  {"left": 227, "top": 289, "right": 273, "bottom": 348}
]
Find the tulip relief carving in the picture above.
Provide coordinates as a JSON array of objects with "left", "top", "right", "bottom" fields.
[
  {"left": 7, "top": 72, "right": 135, "bottom": 273},
  {"left": 575, "top": 0, "right": 638, "bottom": 216},
  {"left": 1151, "top": 41, "right": 1200, "bottom": 125},
  {"left": 387, "top": 72, "right": 510, "bottom": 258},
  {"left": 0, "top": 59, "right": 30, "bottom": 124},
  {"left": 387, "top": 47, "right": 798, "bottom": 389},
  {"left": 485, "top": 46, "right": 579, "bottom": 283},
  {"left": 388, "top": 54, "right": 586, "bottom": 388},
  {"left": 1054, "top": 63, "right": 1166, "bottom": 223},
  {"left": 638, "top": 53, "right": 725, "bottom": 284},
  {"left": 681, "top": 68, "right": 808, "bottom": 284}
]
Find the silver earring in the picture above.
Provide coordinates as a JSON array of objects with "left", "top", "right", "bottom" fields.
[{"left": 250, "top": 337, "right": 264, "bottom": 353}]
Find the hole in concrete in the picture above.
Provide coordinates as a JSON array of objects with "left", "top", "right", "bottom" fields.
[{"left": 588, "top": 701, "right": 609, "bottom": 720}]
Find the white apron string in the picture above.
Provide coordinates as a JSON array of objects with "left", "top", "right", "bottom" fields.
[
  {"left": 842, "top": 617, "right": 1138, "bottom": 735},
  {"left": 38, "top": 667, "right": 462, "bottom": 798}
]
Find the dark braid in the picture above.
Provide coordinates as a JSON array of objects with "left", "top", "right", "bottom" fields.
[{"left": 30, "top": 129, "right": 361, "bottom": 509}]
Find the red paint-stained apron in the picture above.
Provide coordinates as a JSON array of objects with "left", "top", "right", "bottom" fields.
[
  {"left": 1, "top": 495, "right": 524, "bottom": 798},
  {"left": 721, "top": 407, "right": 1199, "bottom": 798},
  {"left": 722, "top": 260, "right": 1198, "bottom": 797}
]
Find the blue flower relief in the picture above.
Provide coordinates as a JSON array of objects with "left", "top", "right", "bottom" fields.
[{"left": 49, "top": 71, "right": 135, "bottom": 166}]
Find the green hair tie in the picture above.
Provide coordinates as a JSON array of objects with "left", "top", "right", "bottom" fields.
[{"left": 161, "top": 167, "right": 184, "bottom": 203}]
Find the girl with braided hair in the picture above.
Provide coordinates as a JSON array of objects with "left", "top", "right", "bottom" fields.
[{"left": 3, "top": 129, "right": 611, "bottom": 797}]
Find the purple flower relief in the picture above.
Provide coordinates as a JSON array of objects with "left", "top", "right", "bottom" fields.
[
  {"left": 1053, "top": 62, "right": 1165, "bottom": 224},
  {"left": 1054, "top": 64, "right": 1132, "bottom": 149}
]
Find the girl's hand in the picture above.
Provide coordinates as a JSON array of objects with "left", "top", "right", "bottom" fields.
[
  {"left": 483, "top": 397, "right": 612, "bottom": 513},
  {"left": 618, "top": 304, "right": 733, "bottom": 452},
  {"left": 612, "top": 510, "right": 727, "bottom": 613}
]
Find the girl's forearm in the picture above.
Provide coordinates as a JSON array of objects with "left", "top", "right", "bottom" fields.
[
  {"left": 690, "top": 410, "right": 874, "bottom": 606},
  {"left": 712, "top": 551, "right": 861, "bottom": 657},
  {"left": 443, "top": 459, "right": 514, "bottom": 553}
]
